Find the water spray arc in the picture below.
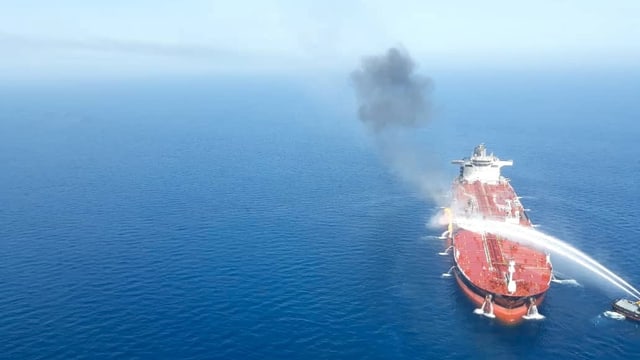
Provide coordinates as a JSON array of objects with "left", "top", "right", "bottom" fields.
[
  {"left": 456, "top": 218, "right": 640, "bottom": 300},
  {"left": 438, "top": 144, "right": 640, "bottom": 324},
  {"left": 440, "top": 145, "right": 555, "bottom": 324}
]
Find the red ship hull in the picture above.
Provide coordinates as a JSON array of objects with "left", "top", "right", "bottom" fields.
[
  {"left": 447, "top": 145, "right": 552, "bottom": 324},
  {"left": 454, "top": 269, "right": 546, "bottom": 323}
]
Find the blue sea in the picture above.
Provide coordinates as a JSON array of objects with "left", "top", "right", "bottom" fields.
[{"left": 1, "top": 71, "right": 639, "bottom": 359}]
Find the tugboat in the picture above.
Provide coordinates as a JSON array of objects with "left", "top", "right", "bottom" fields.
[{"left": 611, "top": 299, "right": 640, "bottom": 321}]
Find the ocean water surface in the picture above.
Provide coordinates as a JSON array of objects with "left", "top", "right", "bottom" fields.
[{"left": 1, "top": 71, "right": 639, "bottom": 359}]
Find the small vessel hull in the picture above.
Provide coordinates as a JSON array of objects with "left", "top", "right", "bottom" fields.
[
  {"left": 603, "top": 311, "right": 626, "bottom": 320},
  {"left": 612, "top": 299, "right": 640, "bottom": 322}
]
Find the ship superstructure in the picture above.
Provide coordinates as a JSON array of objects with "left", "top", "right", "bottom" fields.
[{"left": 444, "top": 144, "right": 552, "bottom": 324}]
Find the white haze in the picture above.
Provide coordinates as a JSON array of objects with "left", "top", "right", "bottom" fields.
[{"left": 375, "top": 131, "right": 450, "bottom": 206}]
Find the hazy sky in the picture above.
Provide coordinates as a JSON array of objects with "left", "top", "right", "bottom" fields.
[{"left": 1, "top": 1, "right": 639, "bottom": 79}]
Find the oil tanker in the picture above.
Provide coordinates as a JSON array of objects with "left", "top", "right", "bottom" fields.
[{"left": 442, "top": 144, "right": 553, "bottom": 324}]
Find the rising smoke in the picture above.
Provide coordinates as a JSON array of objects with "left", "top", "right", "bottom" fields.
[
  {"left": 351, "top": 47, "right": 432, "bottom": 132},
  {"left": 351, "top": 47, "right": 448, "bottom": 205}
]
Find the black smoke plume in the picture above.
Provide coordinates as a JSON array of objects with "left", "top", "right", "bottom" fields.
[
  {"left": 350, "top": 47, "right": 447, "bottom": 206},
  {"left": 351, "top": 47, "right": 433, "bottom": 131}
]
